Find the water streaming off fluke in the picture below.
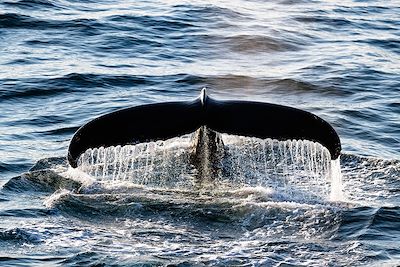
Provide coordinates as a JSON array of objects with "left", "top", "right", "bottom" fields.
[
  {"left": 76, "top": 132, "right": 344, "bottom": 202},
  {"left": 77, "top": 134, "right": 196, "bottom": 189}
]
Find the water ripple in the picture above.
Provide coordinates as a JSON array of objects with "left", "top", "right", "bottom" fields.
[
  {"left": 2, "top": 0, "right": 62, "bottom": 10},
  {"left": 0, "top": 0, "right": 399, "bottom": 265}
]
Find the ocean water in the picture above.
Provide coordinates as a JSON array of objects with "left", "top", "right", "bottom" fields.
[{"left": 0, "top": 0, "right": 399, "bottom": 266}]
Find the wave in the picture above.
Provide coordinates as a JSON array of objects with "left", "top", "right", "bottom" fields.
[
  {"left": 361, "top": 38, "right": 400, "bottom": 54},
  {"left": 172, "top": 4, "right": 245, "bottom": 21},
  {"left": 0, "top": 74, "right": 182, "bottom": 103},
  {"left": 2, "top": 168, "right": 81, "bottom": 193},
  {"left": 60, "top": 252, "right": 104, "bottom": 266},
  {"left": 0, "top": 73, "right": 186, "bottom": 102},
  {"left": 0, "top": 228, "right": 43, "bottom": 244},
  {"left": 340, "top": 154, "right": 400, "bottom": 206},
  {"left": 44, "top": 185, "right": 343, "bottom": 239},
  {"left": 200, "top": 75, "right": 347, "bottom": 96},
  {"left": 295, "top": 15, "right": 354, "bottom": 28},
  {"left": 106, "top": 14, "right": 197, "bottom": 32},
  {"left": 333, "top": 206, "right": 400, "bottom": 242},
  {"left": 0, "top": 80, "right": 79, "bottom": 102},
  {"left": 0, "top": 13, "right": 103, "bottom": 33},
  {"left": 2, "top": 0, "right": 62, "bottom": 10},
  {"left": 0, "top": 161, "right": 32, "bottom": 175},
  {"left": 0, "top": 208, "right": 54, "bottom": 218},
  {"left": 214, "top": 35, "right": 301, "bottom": 54}
]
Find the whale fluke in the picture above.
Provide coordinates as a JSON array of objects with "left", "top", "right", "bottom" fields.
[{"left": 68, "top": 89, "right": 341, "bottom": 168}]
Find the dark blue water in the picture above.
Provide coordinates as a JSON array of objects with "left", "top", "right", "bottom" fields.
[{"left": 0, "top": 0, "right": 399, "bottom": 266}]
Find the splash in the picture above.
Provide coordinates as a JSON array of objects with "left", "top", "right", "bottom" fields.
[{"left": 75, "top": 132, "right": 344, "bottom": 201}]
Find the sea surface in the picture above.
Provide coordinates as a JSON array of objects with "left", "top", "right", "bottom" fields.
[{"left": 0, "top": 0, "right": 399, "bottom": 266}]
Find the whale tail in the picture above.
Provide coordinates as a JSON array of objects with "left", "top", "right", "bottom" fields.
[{"left": 68, "top": 89, "right": 341, "bottom": 169}]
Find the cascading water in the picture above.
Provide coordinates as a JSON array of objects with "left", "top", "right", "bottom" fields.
[
  {"left": 75, "top": 131, "right": 345, "bottom": 202},
  {"left": 77, "top": 134, "right": 197, "bottom": 189},
  {"left": 329, "top": 157, "right": 345, "bottom": 201},
  {"left": 219, "top": 135, "right": 344, "bottom": 202}
]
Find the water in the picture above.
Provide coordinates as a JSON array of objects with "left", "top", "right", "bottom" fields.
[
  {"left": 75, "top": 135, "right": 336, "bottom": 201},
  {"left": 0, "top": 0, "right": 399, "bottom": 266}
]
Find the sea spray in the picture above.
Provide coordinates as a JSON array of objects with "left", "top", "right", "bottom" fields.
[{"left": 75, "top": 133, "right": 343, "bottom": 201}]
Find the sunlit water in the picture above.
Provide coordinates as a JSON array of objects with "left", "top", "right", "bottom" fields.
[{"left": 0, "top": 0, "right": 399, "bottom": 266}]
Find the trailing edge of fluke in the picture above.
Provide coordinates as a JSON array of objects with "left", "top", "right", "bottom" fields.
[{"left": 67, "top": 89, "right": 341, "bottom": 168}]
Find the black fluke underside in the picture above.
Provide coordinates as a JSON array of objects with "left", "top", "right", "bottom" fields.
[{"left": 68, "top": 89, "right": 341, "bottom": 168}]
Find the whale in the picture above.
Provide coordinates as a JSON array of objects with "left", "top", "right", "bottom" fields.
[{"left": 68, "top": 89, "right": 341, "bottom": 170}]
